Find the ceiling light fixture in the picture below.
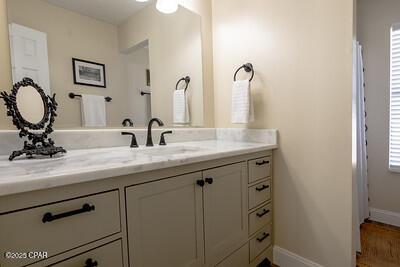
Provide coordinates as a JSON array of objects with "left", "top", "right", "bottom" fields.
[
  {"left": 136, "top": 0, "right": 149, "bottom": 2},
  {"left": 156, "top": 0, "right": 178, "bottom": 14}
]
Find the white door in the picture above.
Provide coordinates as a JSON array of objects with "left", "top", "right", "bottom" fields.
[
  {"left": 126, "top": 172, "right": 205, "bottom": 267},
  {"left": 9, "top": 23, "right": 50, "bottom": 94},
  {"left": 203, "top": 162, "right": 248, "bottom": 266}
]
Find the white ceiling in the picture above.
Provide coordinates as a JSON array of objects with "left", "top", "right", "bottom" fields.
[{"left": 44, "top": 0, "right": 153, "bottom": 25}]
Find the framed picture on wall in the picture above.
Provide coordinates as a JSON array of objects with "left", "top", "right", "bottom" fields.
[{"left": 72, "top": 58, "right": 106, "bottom": 88}]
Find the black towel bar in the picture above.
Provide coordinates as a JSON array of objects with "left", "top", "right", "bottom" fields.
[
  {"left": 175, "top": 76, "right": 191, "bottom": 92},
  {"left": 69, "top": 92, "right": 112, "bottom": 102},
  {"left": 234, "top": 63, "right": 254, "bottom": 82}
]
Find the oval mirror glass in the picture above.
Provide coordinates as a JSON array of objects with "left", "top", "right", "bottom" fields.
[{"left": 16, "top": 85, "right": 45, "bottom": 124}]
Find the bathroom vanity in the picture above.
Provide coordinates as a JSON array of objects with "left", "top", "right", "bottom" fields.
[{"left": 0, "top": 139, "right": 276, "bottom": 267}]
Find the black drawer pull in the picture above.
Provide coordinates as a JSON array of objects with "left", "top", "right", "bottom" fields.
[
  {"left": 256, "top": 209, "right": 270, "bottom": 218},
  {"left": 257, "top": 232, "right": 270, "bottom": 243},
  {"left": 85, "top": 258, "right": 98, "bottom": 267},
  {"left": 196, "top": 180, "right": 205, "bottom": 187},
  {"left": 205, "top": 177, "right": 214, "bottom": 184},
  {"left": 255, "top": 160, "right": 269, "bottom": 166},
  {"left": 42, "top": 203, "right": 95, "bottom": 223},
  {"left": 255, "top": 184, "right": 270, "bottom": 192}
]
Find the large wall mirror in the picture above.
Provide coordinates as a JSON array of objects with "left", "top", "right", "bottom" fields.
[{"left": 2, "top": 0, "right": 204, "bottom": 128}]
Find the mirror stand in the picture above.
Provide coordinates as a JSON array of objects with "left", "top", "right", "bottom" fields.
[
  {"left": 0, "top": 78, "right": 66, "bottom": 161},
  {"left": 9, "top": 139, "right": 66, "bottom": 161}
]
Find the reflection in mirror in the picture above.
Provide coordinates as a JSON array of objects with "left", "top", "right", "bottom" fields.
[
  {"left": 16, "top": 85, "right": 45, "bottom": 124},
  {"left": 4, "top": 0, "right": 204, "bottom": 128}
]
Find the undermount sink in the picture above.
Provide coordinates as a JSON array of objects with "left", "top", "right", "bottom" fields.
[{"left": 136, "top": 146, "right": 206, "bottom": 156}]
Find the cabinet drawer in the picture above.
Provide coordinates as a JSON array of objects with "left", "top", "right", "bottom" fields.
[
  {"left": 248, "top": 157, "right": 271, "bottom": 184},
  {"left": 51, "top": 239, "right": 123, "bottom": 267},
  {"left": 0, "top": 190, "right": 120, "bottom": 267},
  {"left": 248, "top": 180, "right": 271, "bottom": 210},
  {"left": 216, "top": 243, "right": 249, "bottom": 267},
  {"left": 249, "top": 202, "right": 272, "bottom": 236},
  {"left": 250, "top": 245, "right": 273, "bottom": 267},
  {"left": 249, "top": 225, "right": 272, "bottom": 262}
]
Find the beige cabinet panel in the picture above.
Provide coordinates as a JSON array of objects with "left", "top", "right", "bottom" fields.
[
  {"left": 126, "top": 172, "right": 204, "bottom": 267},
  {"left": 203, "top": 162, "right": 248, "bottom": 266},
  {"left": 0, "top": 191, "right": 120, "bottom": 267},
  {"left": 50, "top": 239, "right": 123, "bottom": 267},
  {"left": 248, "top": 179, "right": 271, "bottom": 210},
  {"left": 216, "top": 243, "right": 249, "bottom": 267},
  {"left": 248, "top": 157, "right": 271, "bottom": 184}
]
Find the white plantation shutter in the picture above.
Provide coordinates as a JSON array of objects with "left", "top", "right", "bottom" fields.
[{"left": 390, "top": 25, "right": 400, "bottom": 171}]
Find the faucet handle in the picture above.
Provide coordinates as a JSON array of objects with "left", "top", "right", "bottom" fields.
[
  {"left": 121, "top": 132, "right": 139, "bottom": 148},
  {"left": 122, "top": 118, "right": 134, "bottom": 127},
  {"left": 159, "top": 131, "right": 173, "bottom": 146}
]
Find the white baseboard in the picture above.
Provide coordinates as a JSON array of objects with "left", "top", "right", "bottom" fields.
[
  {"left": 273, "top": 246, "right": 323, "bottom": 267},
  {"left": 369, "top": 208, "right": 400, "bottom": 227}
]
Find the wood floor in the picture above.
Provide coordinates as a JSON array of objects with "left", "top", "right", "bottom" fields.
[{"left": 357, "top": 220, "right": 400, "bottom": 267}]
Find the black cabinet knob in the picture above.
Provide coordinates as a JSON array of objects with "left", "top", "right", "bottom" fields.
[
  {"left": 85, "top": 258, "right": 98, "bottom": 267},
  {"left": 205, "top": 177, "right": 213, "bottom": 184},
  {"left": 255, "top": 184, "right": 270, "bottom": 192},
  {"left": 256, "top": 209, "right": 270, "bottom": 218},
  {"left": 256, "top": 160, "right": 269, "bottom": 166},
  {"left": 196, "top": 180, "right": 205, "bottom": 187},
  {"left": 256, "top": 232, "right": 270, "bottom": 243}
]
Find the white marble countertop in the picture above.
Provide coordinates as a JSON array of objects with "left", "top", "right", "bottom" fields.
[{"left": 0, "top": 140, "right": 277, "bottom": 197}]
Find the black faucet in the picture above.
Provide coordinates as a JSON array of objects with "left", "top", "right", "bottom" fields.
[
  {"left": 146, "top": 118, "right": 164, "bottom": 146},
  {"left": 122, "top": 118, "right": 134, "bottom": 127},
  {"left": 121, "top": 132, "right": 138, "bottom": 148},
  {"left": 159, "top": 131, "right": 173, "bottom": 146}
]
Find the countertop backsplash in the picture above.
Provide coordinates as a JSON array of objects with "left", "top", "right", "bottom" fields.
[{"left": 0, "top": 128, "right": 277, "bottom": 156}]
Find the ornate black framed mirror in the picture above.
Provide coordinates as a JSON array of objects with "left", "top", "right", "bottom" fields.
[{"left": 0, "top": 78, "right": 66, "bottom": 161}]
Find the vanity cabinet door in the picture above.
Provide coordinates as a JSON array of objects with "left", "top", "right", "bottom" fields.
[
  {"left": 125, "top": 172, "right": 204, "bottom": 267},
  {"left": 203, "top": 162, "right": 248, "bottom": 266}
]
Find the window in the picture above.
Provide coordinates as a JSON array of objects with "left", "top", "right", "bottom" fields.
[{"left": 389, "top": 24, "right": 400, "bottom": 171}]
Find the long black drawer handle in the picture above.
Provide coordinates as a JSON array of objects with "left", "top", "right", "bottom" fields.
[
  {"left": 256, "top": 160, "right": 269, "bottom": 166},
  {"left": 257, "top": 233, "right": 270, "bottom": 243},
  {"left": 256, "top": 184, "right": 270, "bottom": 191},
  {"left": 42, "top": 203, "right": 95, "bottom": 223},
  {"left": 256, "top": 209, "right": 270, "bottom": 218},
  {"left": 85, "top": 258, "right": 98, "bottom": 267}
]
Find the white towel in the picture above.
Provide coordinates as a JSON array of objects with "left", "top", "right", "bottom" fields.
[
  {"left": 173, "top": 90, "right": 190, "bottom": 124},
  {"left": 231, "top": 79, "right": 254, "bottom": 124},
  {"left": 81, "top": 94, "right": 106, "bottom": 127}
]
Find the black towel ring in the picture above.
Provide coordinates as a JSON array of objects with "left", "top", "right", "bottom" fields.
[
  {"left": 234, "top": 63, "right": 254, "bottom": 82},
  {"left": 175, "top": 76, "right": 191, "bottom": 92}
]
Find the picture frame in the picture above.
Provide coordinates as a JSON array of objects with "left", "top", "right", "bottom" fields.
[{"left": 72, "top": 58, "right": 106, "bottom": 88}]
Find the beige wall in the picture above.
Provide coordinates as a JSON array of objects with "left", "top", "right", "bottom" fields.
[
  {"left": 119, "top": 4, "right": 204, "bottom": 127},
  {"left": 212, "top": 0, "right": 354, "bottom": 266},
  {"left": 0, "top": 0, "right": 12, "bottom": 129},
  {"left": 357, "top": 0, "right": 400, "bottom": 214},
  {"left": 6, "top": 0, "right": 131, "bottom": 128}
]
